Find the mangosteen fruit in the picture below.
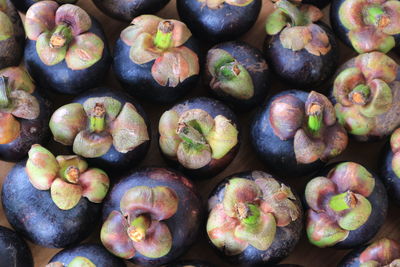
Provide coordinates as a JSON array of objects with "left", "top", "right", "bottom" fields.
[
  {"left": 337, "top": 238, "right": 400, "bottom": 267},
  {"left": 206, "top": 170, "right": 303, "bottom": 266},
  {"left": 0, "top": 225, "right": 33, "bottom": 267},
  {"left": 264, "top": 0, "right": 338, "bottom": 88},
  {"left": 10, "top": 0, "right": 77, "bottom": 13},
  {"left": 47, "top": 243, "right": 126, "bottom": 267},
  {"left": 332, "top": 52, "right": 400, "bottom": 142},
  {"left": 176, "top": 0, "right": 261, "bottom": 43},
  {"left": 92, "top": 0, "right": 171, "bottom": 22},
  {"left": 165, "top": 260, "right": 215, "bottom": 267},
  {"left": 0, "top": 66, "right": 51, "bottom": 162},
  {"left": 114, "top": 15, "right": 200, "bottom": 103},
  {"left": 100, "top": 167, "right": 203, "bottom": 266},
  {"left": 24, "top": 2, "right": 111, "bottom": 95},
  {"left": 305, "top": 162, "right": 388, "bottom": 249},
  {"left": 158, "top": 97, "right": 240, "bottom": 178},
  {"left": 251, "top": 90, "right": 348, "bottom": 178},
  {"left": 303, "top": 0, "right": 331, "bottom": 9},
  {"left": 0, "top": 0, "right": 24, "bottom": 69},
  {"left": 1, "top": 144, "right": 110, "bottom": 248},
  {"left": 204, "top": 41, "right": 270, "bottom": 111},
  {"left": 330, "top": 0, "right": 400, "bottom": 53},
  {"left": 49, "top": 87, "right": 151, "bottom": 172}
]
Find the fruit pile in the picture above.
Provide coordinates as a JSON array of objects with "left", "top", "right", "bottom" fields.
[{"left": 0, "top": 0, "right": 400, "bottom": 266}]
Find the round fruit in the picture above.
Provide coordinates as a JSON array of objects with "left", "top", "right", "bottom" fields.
[
  {"left": 10, "top": 0, "right": 77, "bottom": 13},
  {"left": 0, "top": 226, "right": 33, "bottom": 267}
]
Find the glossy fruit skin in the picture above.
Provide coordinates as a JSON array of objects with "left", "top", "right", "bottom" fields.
[
  {"left": 251, "top": 90, "right": 325, "bottom": 178},
  {"left": 0, "top": 226, "right": 33, "bottom": 267},
  {"left": 0, "top": 0, "right": 24, "bottom": 70},
  {"left": 48, "top": 243, "right": 126, "bottom": 267},
  {"left": 102, "top": 167, "right": 204, "bottom": 266},
  {"left": 165, "top": 260, "right": 216, "bottom": 267},
  {"left": 0, "top": 91, "right": 51, "bottom": 162},
  {"left": 264, "top": 22, "right": 338, "bottom": 89},
  {"left": 160, "top": 97, "right": 240, "bottom": 179},
  {"left": 207, "top": 171, "right": 303, "bottom": 266},
  {"left": 176, "top": 0, "right": 261, "bottom": 43},
  {"left": 10, "top": 0, "right": 78, "bottom": 13},
  {"left": 380, "top": 143, "right": 400, "bottom": 205},
  {"left": 24, "top": 17, "right": 111, "bottom": 95},
  {"left": 113, "top": 36, "right": 200, "bottom": 104},
  {"left": 92, "top": 0, "right": 171, "bottom": 22},
  {"left": 71, "top": 87, "right": 151, "bottom": 173},
  {"left": 336, "top": 244, "right": 369, "bottom": 267},
  {"left": 1, "top": 161, "right": 102, "bottom": 248},
  {"left": 204, "top": 41, "right": 270, "bottom": 111}
]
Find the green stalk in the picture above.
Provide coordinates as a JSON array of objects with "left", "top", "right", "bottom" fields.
[
  {"left": 218, "top": 62, "right": 241, "bottom": 81},
  {"left": 0, "top": 76, "right": 10, "bottom": 108},
  {"left": 154, "top": 21, "right": 174, "bottom": 50},
  {"left": 50, "top": 23, "right": 73, "bottom": 48},
  {"left": 89, "top": 103, "right": 106, "bottom": 133},
  {"left": 127, "top": 215, "right": 151, "bottom": 242},
  {"left": 276, "top": 0, "right": 307, "bottom": 26},
  {"left": 307, "top": 103, "right": 323, "bottom": 134},
  {"left": 241, "top": 203, "right": 261, "bottom": 225},
  {"left": 365, "top": 6, "right": 388, "bottom": 27},
  {"left": 329, "top": 191, "right": 356, "bottom": 212}
]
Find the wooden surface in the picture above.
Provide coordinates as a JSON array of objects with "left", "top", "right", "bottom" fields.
[{"left": 1, "top": 0, "right": 400, "bottom": 266}]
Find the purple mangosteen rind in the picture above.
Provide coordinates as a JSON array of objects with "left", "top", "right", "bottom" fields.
[
  {"left": 331, "top": 52, "right": 400, "bottom": 142},
  {"left": 204, "top": 41, "right": 270, "bottom": 110},
  {"left": 0, "top": 225, "right": 34, "bottom": 267},
  {"left": 206, "top": 170, "right": 303, "bottom": 266},
  {"left": 100, "top": 167, "right": 204, "bottom": 266},
  {"left": 165, "top": 260, "right": 216, "bottom": 267},
  {"left": 10, "top": 0, "right": 78, "bottom": 13},
  {"left": 305, "top": 162, "right": 388, "bottom": 249},
  {"left": 159, "top": 97, "right": 240, "bottom": 179}
]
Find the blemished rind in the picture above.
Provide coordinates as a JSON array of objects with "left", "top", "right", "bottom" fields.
[
  {"left": 0, "top": 226, "right": 33, "bottom": 267},
  {"left": 176, "top": 0, "right": 261, "bottom": 43},
  {"left": 206, "top": 171, "right": 303, "bottom": 266},
  {"left": 204, "top": 41, "right": 270, "bottom": 111},
  {"left": 264, "top": 22, "right": 339, "bottom": 89},
  {"left": 380, "top": 141, "right": 400, "bottom": 205},
  {"left": 10, "top": 0, "right": 78, "bottom": 13},
  {"left": 101, "top": 167, "right": 203, "bottom": 266},
  {"left": 48, "top": 243, "right": 126, "bottom": 267},
  {"left": 1, "top": 161, "right": 102, "bottom": 248}
]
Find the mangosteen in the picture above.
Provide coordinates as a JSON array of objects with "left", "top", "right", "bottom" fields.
[
  {"left": 305, "top": 162, "right": 388, "bottom": 249},
  {"left": 114, "top": 15, "right": 200, "bottom": 103},
  {"left": 47, "top": 243, "right": 126, "bottom": 267},
  {"left": 0, "top": 225, "right": 33, "bottom": 267},
  {"left": 330, "top": 0, "right": 400, "bottom": 53},
  {"left": 0, "top": 0, "right": 24, "bottom": 69},
  {"left": 0, "top": 66, "right": 51, "bottom": 162},
  {"left": 251, "top": 90, "right": 348, "bottom": 178},
  {"left": 337, "top": 238, "right": 400, "bottom": 267},
  {"left": 303, "top": 0, "right": 331, "bottom": 9},
  {"left": 204, "top": 41, "right": 270, "bottom": 111},
  {"left": 176, "top": 0, "right": 261, "bottom": 43},
  {"left": 332, "top": 52, "right": 400, "bottom": 142},
  {"left": 158, "top": 97, "right": 240, "bottom": 178},
  {"left": 24, "top": 2, "right": 111, "bottom": 95},
  {"left": 49, "top": 87, "right": 151, "bottom": 172},
  {"left": 100, "top": 167, "right": 203, "bottom": 266},
  {"left": 264, "top": 0, "right": 338, "bottom": 88},
  {"left": 165, "top": 260, "right": 216, "bottom": 267},
  {"left": 10, "top": 0, "right": 77, "bottom": 13},
  {"left": 206, "top": 170, "right": 303, "bottom": 266},
  {"left": 92, "top": 0, "right": 171, "bottom": 22},
  {"left": 1, "top": 144, "right": 110, "bottom": 248}
]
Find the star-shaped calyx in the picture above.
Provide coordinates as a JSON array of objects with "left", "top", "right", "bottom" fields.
[
  {"left": 358, "top": 238, "right": 400, "bottom": 267},
  {"left": 197, "top": 0, "right": 254, "bottom": 9}
]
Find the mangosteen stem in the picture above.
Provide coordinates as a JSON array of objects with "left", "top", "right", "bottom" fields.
[
  {"left": 176, "top": 123, "right": 207, "bottom": 151},
  {"left": 218, "top": 62, "right": 241, "bottom": 81},
  {"left": 154, "top": 21, "right": 174, "bottom": 50},
  {"left": 89, "top": 103, "right": 106, "bottom": 133},
  {"left": 235, "top": 203, "right": 261, "bottom": 225},
  {"left": 349, "top": 84, "right": 370, "bottom": 105},
  {"left": 0, "top": 76, "right": 10, "bottom": 108},
  {"left": 127, "top": 215, "right": 151, "bottom": 242},
  {"left": 276, "top": 0, "right": 306, "bottom": 26},
  {"left": 307, "top": 103, "right": 323, "bottom": 134},
  {"left": 329, "top": 191, "right": 357, "bottom": 212},
  {"left": 50, "top": 23, "right": 73, "bottom": 49},
  {"left": 365, "top": 6, "right": 390, "bottom": 28},
  {"left": 63, "top": 166, "right": 80, "bottom": 184}
]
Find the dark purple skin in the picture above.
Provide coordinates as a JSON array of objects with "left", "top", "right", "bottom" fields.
[
  {"left": 92, "top": 0, "right": 171, "bottom": 22},
  {"left": 165, "top": 260, "right": 216, "bottom": 267},
  {"left": 1, "top": 161, "right": 102, "bottom": 248},
  {"left": 204, "top": 41, "right": 270, "bottom": 111},
  {"left": 250, "top": 90, "right": 325, "bottom": 179},
  {"left": 10, "top": 0, "right": 78, "bottom": 13},
  {"left": 160, "top": 97, "right": 240, "bottom": 179},
  {"left": 207, "top": 171, "right": 303, "bottom": 266},
  {"left": 0, "top": 0, "right": 24, "bottom": 70},
  {"left": 69, "top": 87, "right": 151, "bottom": 174},
  {"left": 0, "top": 90, "right": 51, "bottom": 162},
  {"left": 273, "top": 265, "right": 304, "bottom": 267},
  {"left": 263, "top": 22, "right": 339, "bottom": 89},
  {"left": 48, "top": 243, "right": 126, "bottom": 267},
  {"left": 303, "top": 0, "right": 331, "bottom": 9},
  {"left": 0, "top": 226, "right": 33, "bottom": 267},
  {"left": 336, "top": 245, "right": 368, "bottom": 267},
  {"left": 113, "top": 36, "right": 200, "bottom": 104},
  {"left": 102, "top": 167, "right": 204, "bottom": 266},
  {"left": 176, "top": 0, "right": 261, "bottom": 43},
  {"left": 24, "top": 17, "right": 111, "bottom": 95},
  {"left": 380, "top": 142, "right": 400, "bottom": 205}
]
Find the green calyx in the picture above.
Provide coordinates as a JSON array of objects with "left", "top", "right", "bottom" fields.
[
  {"left": 50, "top": 23, "right": 73, "bottom": 49},
  {"left": 0, "top": 76, "right": 10, "bottom": 108},
  {"left": 276, "top": 0, "right": 307, "bottom": 27},
  {"left": 127, "top": 215, "right": 151, "bottom": 242},
  {"left": 365, "top": 6, "right": 388, "bottom": 27},
  {"left": 329, "top": 191, "right": 356, "bottom": 212},
  {"left": 350, "top": 84, "right": 371, "bottom": 105},
  {"left": 154, "top": 21, "right": 173, "bottom": 50},
  {"left": 89, "top": 103, "right": 106, "bottom": 133}
]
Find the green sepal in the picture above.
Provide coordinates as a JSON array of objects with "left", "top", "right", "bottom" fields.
[
  {"left": 0, "top": 11, "right": 13, "bottom": 41},
  {"left": 266, "top": 9, "right": 288, "bottom": 35}
]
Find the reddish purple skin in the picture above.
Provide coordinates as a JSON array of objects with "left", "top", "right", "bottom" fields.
[
  {"left": 49, "top": 243, "right": 126, "bottom": 267},
  {"left": 380, "top": 142, "right": 400, "bottom": 205},
  {"left": 0, "top": 90, "right": 52, "bottom": 162},
  {"left": 102, "top": 167, "right": 204, "bottom": 267},
  {"left": 207, "top": 171, "right": 303, "bottom": 266},
  {"left": 160, "top": 97, "right": 240, "bottom": 179},
  {"left": 0, "top": 226, "right": 33, "bottom": 267},
  {"left": 165, "top": 260, "right": 216, "bottom": 267}
]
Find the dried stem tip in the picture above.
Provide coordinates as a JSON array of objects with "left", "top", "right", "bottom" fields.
[
  {"left": 349, "top": 84, "right": 370, "bottom": 105},
  {"left": 64, "top": 166, "right": 80, "bottom": 183},
  {"left": 50, "top": 24, "right": 73, "bottom": 49},
  {"left": 127, "top": 215, "right": 151, "bottom": 242}
]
